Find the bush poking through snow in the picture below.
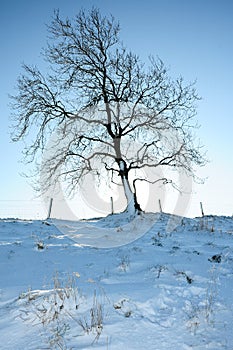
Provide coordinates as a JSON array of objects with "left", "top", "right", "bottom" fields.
[
  {"left": 118, "top": 254, "right": 130, "bottom": 272},
  {"left": 184, "top": 266, "right": 219, "bottom": 334},
  {"left": 17, "top": 274, "right": 104, "bottom": 346},
  {"left": 175, "top": 271, "right": 193, "bottom": 284},
  {"left": 36, "top": 241, "right": 45, "bottom": 250},
  {"left": 78, "top": 290, "right": 103, "bottom": 343},
  {"left": 18, "top": 273, "right": 79, "bottom": 325},
  {"left": 151, "top": 234, "right": 163, "bottom": 247},
  {"left": 208, "top": 254, "right": 222, "bottom": 263}
]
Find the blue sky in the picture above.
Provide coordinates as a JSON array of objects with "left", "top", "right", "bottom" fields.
[{"left": 1, "top": 0, "right": 233, "bottom": 218}]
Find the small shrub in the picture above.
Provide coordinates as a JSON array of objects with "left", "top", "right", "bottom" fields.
[
  {"left": 18, "top": 274, "right": 105, "bottom": 347},
  {"left": 118, "top": 255, "right": 130, "bottom": 272},
  {"left": 208, "top": 254, "right": 221, "bottom": 263},
  {"left": 151, "top": 235, "right": 163, "bottom": 247},
  {"left": 78, "top": 291, "right": 103, "bottom": 343},
  {"left": 175, "top": 271, "right": 193, "bottom": 284},
  {"left": 36, "top": 241, "right": 45, "bottom": 250}
]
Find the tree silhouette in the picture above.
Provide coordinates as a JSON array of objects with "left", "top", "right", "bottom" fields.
[{"left": 11, "top": 8, "right": 206, "bottom": 215}]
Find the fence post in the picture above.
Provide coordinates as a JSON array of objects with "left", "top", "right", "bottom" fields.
[
  {"left": 47, "top": 198, "right": 53, "bottom": 219},
  {"left": 159, "top": 199, "right": 162, "bottom": 213},
  {"left": 110, "top": 197, "right": 114, "bottom": 215},
  {"left": 200, "top": 202, "right": 204, "bottom": 217}
]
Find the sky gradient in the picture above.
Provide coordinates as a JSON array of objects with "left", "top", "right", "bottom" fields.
[{"left": 1, "top": 0, "right": 233, "bottom": 218}]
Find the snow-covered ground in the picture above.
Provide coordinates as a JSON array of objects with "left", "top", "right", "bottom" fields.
[{"left": 0, "top": 213, "right": 233, "bottom": 349}]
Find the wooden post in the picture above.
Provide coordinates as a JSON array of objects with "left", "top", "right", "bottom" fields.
[
  {"left": 200, "top": 202, "right": 204, "bottom": 217},
  {"left": 47, "top": 198, "right": 53, "bottom": 219},
  {"left": 110, "top": 197, "right": 114, "bottom": 215},
  {"left": 159, "top": 199, "right": 162, "bottom": 213}
]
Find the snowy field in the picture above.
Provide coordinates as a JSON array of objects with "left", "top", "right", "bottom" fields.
[{"left": 0, "top": 213, "right": 233, "bottom": 349}]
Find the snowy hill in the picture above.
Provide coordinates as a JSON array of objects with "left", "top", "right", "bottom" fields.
[{"left": 0, "top": 213, "right": 233, "bottom": 349}]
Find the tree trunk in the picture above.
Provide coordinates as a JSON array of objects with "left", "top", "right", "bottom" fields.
[{"left": 117, "top": 159, "right": 142, "bottom": 215}]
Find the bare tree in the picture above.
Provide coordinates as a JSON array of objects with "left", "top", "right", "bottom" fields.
[{"left": 11, "top": 8, "right": 206, "bottom": 215}]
